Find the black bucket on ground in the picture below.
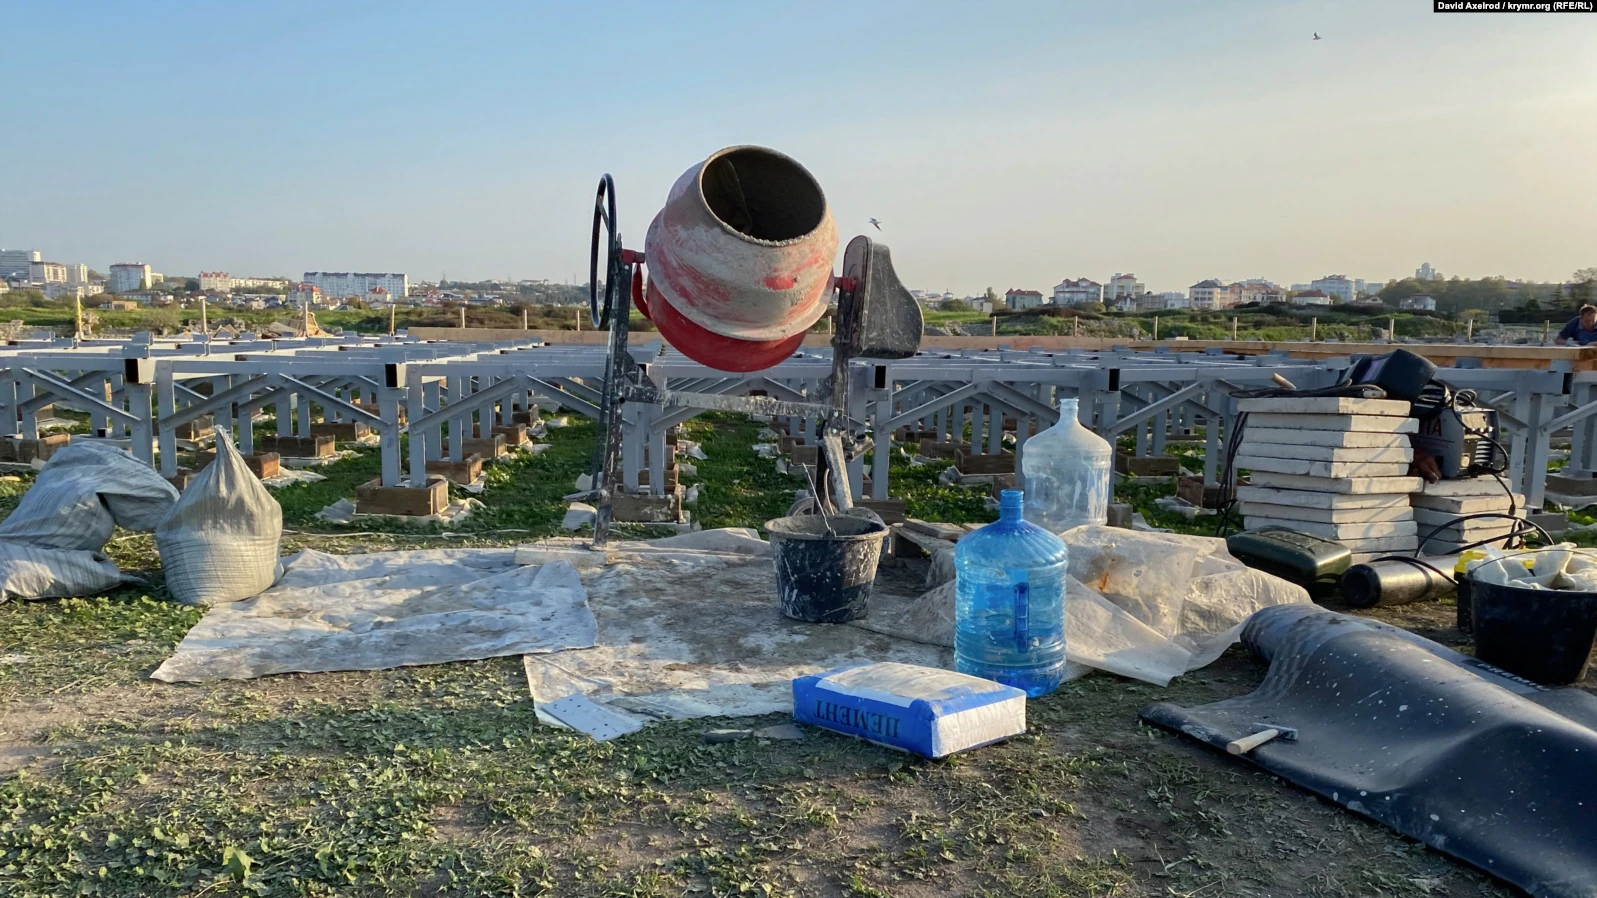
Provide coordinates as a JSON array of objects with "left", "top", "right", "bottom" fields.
[
  {"left": 765, "top": 514, "right": 888, "bottom": 623},
  {"left": 1469, "top": 573, "right": 1597, "bottom": 684}
]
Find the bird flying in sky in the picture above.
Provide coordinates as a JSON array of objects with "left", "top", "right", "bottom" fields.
[
  {"left": 1313, "top": 32, "right": 1321, "bottom": 40},
  {"left": 868, "top": 218, "right": 882, "bottom": 230}
]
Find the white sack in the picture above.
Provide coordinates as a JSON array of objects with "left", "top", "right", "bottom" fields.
[
  {"left": 155, "top": 429, "right": 282, "bottom": 606},
  {"left": 0, "top": 441, "right": 178, "bottom": 550},
  {"left": 0, "top": 544, "right": 124, "bottom": 602}
]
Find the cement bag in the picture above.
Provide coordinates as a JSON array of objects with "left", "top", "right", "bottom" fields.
[
  {"left": 156, "top": 430, "right": 282, "bottom": 605},
  {"left": 0, "top": 544, "right": 123, "bottom": 602},
  {"left": 0, "top": 441, "right": 179, "bottom": 550}
]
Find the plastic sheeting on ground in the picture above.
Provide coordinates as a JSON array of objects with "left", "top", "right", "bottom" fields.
[
  {"left": 0, "top": 441, "right": 178, "bottom": 601},
  {"left": 521, "top": 530, "right": 950, "bottom": 726},
  {"left": 859, "top": 526, "right": 1309, "bottom": 687},
  {"left": 152, "top": 548, "right": 595, "bottom": 682},
  {"left": 1141, "top": 604, "right": 1597, "bottom": 898},
  {"left": 315, "top": 497, "right": 484, "bottom": 526}
]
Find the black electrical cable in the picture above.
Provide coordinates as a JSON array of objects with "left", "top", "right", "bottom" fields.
[
  {"left": 1414, "top": 511, "right": 1553, "bottom": 556},
  {"left": 1365, "top": 554, "right": 1458, "bottom": 585},
  {"left": 1427, "top": 387, "right": 1527, "bottom": 545},
  {"left": 1213, "top": 382, "right": 1390, "bottom": 537},
  {"left": 1449, "top": 525, "right": 1549, "bottom": 556}
]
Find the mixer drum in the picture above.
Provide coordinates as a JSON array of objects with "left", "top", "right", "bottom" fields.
[{"left": 642, "top": 145, "right": 837, "bottom": 372}]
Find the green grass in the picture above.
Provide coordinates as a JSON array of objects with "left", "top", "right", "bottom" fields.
[
  {"left": 0, "top": 413, "right": 1529, "bottom": 897},
  {"left": 678, "top": 414, "right": 803, "bottom": 531}
]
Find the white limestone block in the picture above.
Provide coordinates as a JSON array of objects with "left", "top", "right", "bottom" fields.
[
  {"left": 1247, "top": 413, "right": 1418, "bottom": 434},
  {"left": 1411, "top": 493, "right": 1521, "bottom": 515},
  {"left": 1235, "top": 456, "right": 1411, "bottom": 479},
  {"left": 1240, "top": 517, "right": 1418, "bottom": 539},
  {"left": 1235, "top": 486, "right": 1412, "bottom": 509},
  {"left": 1238, "top": 502, "right": 1413, "bottom": 524},
  {"left": 1245, "top": 428, "right": 1413, "bottom": 449},
  {"left": 1237, "top": 397, "right": 1412, "bottom": 416},
  {"left": 1237, "top": 442, "right": 1414, "bottom": 464},
  {"left": 1247, "top": 472, "right": 1424, "bottom": 495}
]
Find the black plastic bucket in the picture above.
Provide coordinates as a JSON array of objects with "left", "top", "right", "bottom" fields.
[
  {"left": 765, "top": 514, "right": 888, "bottom": 623},
  {"left": 1469, "top": 572, "right": 1597, "bottom": 684}
]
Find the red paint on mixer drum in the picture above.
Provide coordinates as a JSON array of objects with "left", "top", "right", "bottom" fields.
[
  {"left": 644, "top": 279, "right": 807, "bottom": 372},
  {"left": 641, "top": 145, "right": 837, "bottom": 370}
]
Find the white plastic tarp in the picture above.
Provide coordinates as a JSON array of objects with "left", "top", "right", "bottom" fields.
[
  {"left": 522, "top": 530, "right": 951, "bottom": 724},
  {"left": 863, "top": 526, "right": 1310, "bottom": 687},
  {"left": 152, "top": 548, "right": 596, "bottom": 682}
]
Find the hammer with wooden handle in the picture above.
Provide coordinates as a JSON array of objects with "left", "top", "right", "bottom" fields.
[{"left": 1226, "top": 723, "right": 1299, "bottom": 755}]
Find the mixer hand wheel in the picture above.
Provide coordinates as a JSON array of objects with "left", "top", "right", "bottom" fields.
[{"left": 589, "top": 174, "right": 622, "bottom": 329}]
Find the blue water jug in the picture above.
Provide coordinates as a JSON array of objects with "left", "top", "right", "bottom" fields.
[{"left": 954, "top": 489, "right": 1069, "bottom": 697}]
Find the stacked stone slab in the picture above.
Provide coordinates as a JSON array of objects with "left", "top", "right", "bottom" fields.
[
  {"left": 1234, "top": 397, "right": 1422, "bottom": 564},
  {"left": 1411, "top": 478, "right": 1525, "bottom": 555}
]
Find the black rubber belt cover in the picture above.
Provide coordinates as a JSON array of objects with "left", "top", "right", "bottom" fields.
[{"left": 1140, "top": 603, "right": 1597, "bottom": 898}]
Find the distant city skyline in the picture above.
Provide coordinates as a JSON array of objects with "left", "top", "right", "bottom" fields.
[{"left": 4, "top": 1, "right": 1594, "bottom": 295}]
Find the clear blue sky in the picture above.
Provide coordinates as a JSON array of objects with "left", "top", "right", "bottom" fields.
[{"left": 5, "top": 0, "right": 1595, "bottom": 294}]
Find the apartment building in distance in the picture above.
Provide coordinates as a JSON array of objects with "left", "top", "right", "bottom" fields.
[
  {"left": 1051, "top": 277, "right": 1102, "bottom": 306},
  {"left": 201, "top": 272, "right": 292, "bottom": 293},
  {"left": 1189, "top": 279, "right": 1227, "bottom": 310},
  {"left": 108, "top": 263, "right": 153, "bottom": 294},
  {"left": 199, "top": 271, "right": 233, "bottom": 292},
  {"left": 1116, "top": 293, "right": 1170, "bottom": 312},
  {"left": 304, "top": 271, "right": 409, "bottom": 301},
  {"left": 1310, "top": 274, "right": 1356, "bottom": 304},
  {"left": 1004, "top": 288, "right": 1046, "bottom": 310},
  {"left": 42, "top": 283, "right": 99, "bottom": 300},
  {"left": 1235, "top": 279, "right": 1285, "bottom": 305},
  {"left": 29, "top": 261, "right": 67, "bottom": 284},
  {"left": 287, "top": 282, "right": 324, "bottom": 307},
  {"left": 1106, "top": 273, "right": 1144, "bottom": 302},
  {"left": 1416, "top": 262, "right": 1440, "bottom": 282},
  {"left": 0, "top": 249, "right": 40, "bottom": 279},
  {"left": 64, "top": 263, "right": 89, "bottom": 284}
]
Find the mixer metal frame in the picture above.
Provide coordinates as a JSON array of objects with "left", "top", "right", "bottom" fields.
[{"left": 586, "top": 173, "right": 917, "bottom": 547}]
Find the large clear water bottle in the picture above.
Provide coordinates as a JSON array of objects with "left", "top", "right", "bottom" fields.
[
  {"left": 954, "top": 489, "right": 1069, "bottom": 697},
  {"left": 1020, "top": 396, "right": 1113, "bottom": 533}
]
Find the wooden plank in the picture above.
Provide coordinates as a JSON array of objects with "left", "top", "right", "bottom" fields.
[
  {"left": 425, "top": 454, "right": 484, "bottom": 484},
  {"left": 1115, "top": 452, "right": 1180, "bottom": 476},
  {"left": 463, "top": 434, "right": 507, "bottom": 460},
  {"left": 855, "top": 498, "right": 907, "bottom": 524},
  {"left": 611, "top": 487, "right": 683, "bottom": 523},
  {"left": 259, "top": 434, "right": 336, "bottom": 458},
  {"left": 957, "top": 450, "right": 1015, "bottom": 475},
  {"left": 355, "top": 477, "right": 448, "bottom": 516},
  {"left": 309, "top": 421, "right": 371, "bottom": 441}
]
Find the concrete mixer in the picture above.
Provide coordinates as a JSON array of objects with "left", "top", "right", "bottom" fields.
[{"left": 586, "top": 145, "right": 923, "bottom": 546}]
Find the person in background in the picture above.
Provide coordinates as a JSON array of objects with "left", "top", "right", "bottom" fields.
[{"left": 1555, "top": 305, "right": 1597, "bottom": 345}]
